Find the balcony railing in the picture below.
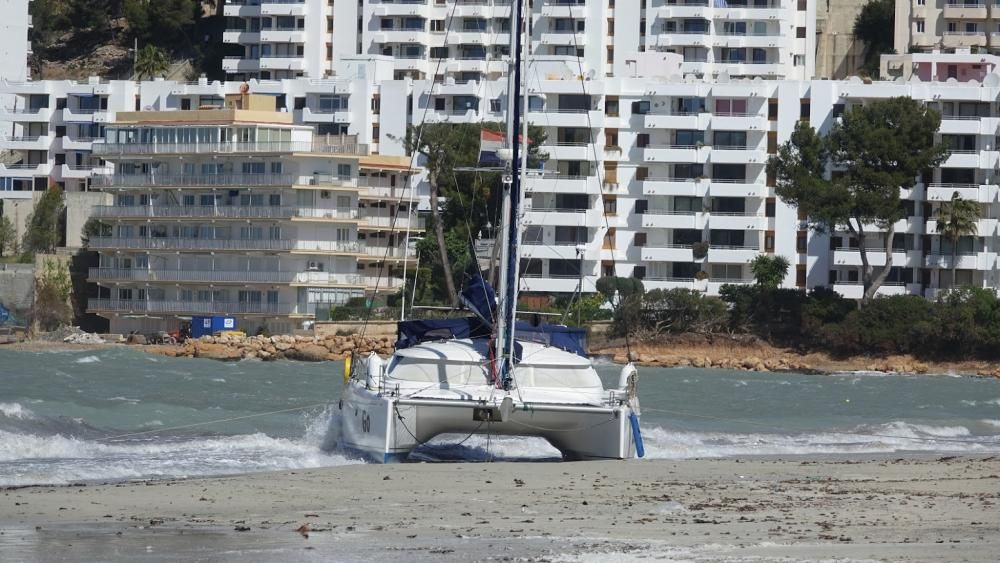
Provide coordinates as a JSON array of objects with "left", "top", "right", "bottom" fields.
[
  {"left": 93, "top": 139, "right": 368, "bottom": 157},
  {"left": 92, "top": 174, "right": 298, "bottom": 189},
  {"left": 88, "top": 268, "right": 297, "bottom": 283},
  {"left": 88, "top": 299, "right": 296, "bottom": 315},
  {"left": 88, "top": 237, "right": 296, "bottom": 251},
  {"left": 98, "top": 205, "right": 298, "bottom": 219}
]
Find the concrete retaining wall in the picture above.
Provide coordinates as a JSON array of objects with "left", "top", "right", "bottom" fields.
[{"left": 314, "top": 320, "right": 398, "bottom": 339}]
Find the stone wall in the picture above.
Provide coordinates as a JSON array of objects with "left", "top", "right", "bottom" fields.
[
  {"left": 314, "top": 320, "right": 398, "bottom": 339},
  {"left": 0, "top": 262, "right": 34, "bottom": 321}
]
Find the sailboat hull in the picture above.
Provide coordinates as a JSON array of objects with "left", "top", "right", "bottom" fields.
[{"left": 339, "top": 383, "right": 639, "bottom": 463}]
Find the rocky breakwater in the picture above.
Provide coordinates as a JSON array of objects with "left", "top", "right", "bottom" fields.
[{"left": 148, "top": 333, "right": 395, "bottom": 362}]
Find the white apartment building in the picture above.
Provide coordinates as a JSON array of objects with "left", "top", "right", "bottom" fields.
[
  {"left": 223, "top": 0, "right": 816, "bottom": 81},
  {"left": 895, "top": 0, "right": 1000, "bottom": 56},
  {"left": 86, "top": 101, "right": 418, "bottom": 335},
  {"left": 5, "top": 54, "right": 1000, "bottom": 328}
]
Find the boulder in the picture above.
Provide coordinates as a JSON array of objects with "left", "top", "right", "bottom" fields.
[
  {"left": 194, "top": 342, "right": 243, "bottom": 361},
  {"left": 286, "top": 343, "right": 330, "bottom": 362},
  {"left": 127, "top": 333, "right": 147, "bottom": 345},
  {"left": 274, "top": 340, "right": 292, "bottom": 351}
]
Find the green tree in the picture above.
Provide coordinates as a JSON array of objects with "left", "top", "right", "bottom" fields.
[
  {"left": 23, "top": 185, "right": 65, "bottom": 256},
  {"left": 767, "top": 98, "right": 947, "bottom": 304},
  {"left": 34, "top": 258, "right": 73, "bottom": 332},
  {"left": 0, "top": 215, "right": 15, "bottom": 258},
  {"left": 853, "top": 0, "right": 894, "bottom": 75},
  {"left": 407, "top": 122, "right": 547, "bottom": 306},
  {"left": 750, "top": 254, "right": 790, "bottom": 289},
  {"left": 134, "top": 44, "right": 170, "bottom": 80},
  {"left": 124, "top": 0, "right": 197, "bottom": 52},
  {"left": 935, "top": 193, "right": 980, "bottom": 288},
  {"left": 70, "top": 0, "right": 113, "bottom": 33},
  {"left": 596, "top": 276, "right": 645, "bottom": 337},
  {"left": 28, "top": 0, "right": 69, "bottom": 60}
]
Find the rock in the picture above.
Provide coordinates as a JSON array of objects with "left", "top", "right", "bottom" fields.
[
  {"left": 126, "top": 333, "right": 147, "bottom": 345},
  {"left": 754, "top": 362, "right": 766, "bottom": 372},
  {"left": 274, "top": 340, "right": 292, "bottom": 351},
  {"left": 285, "top": 344, "right": 330, "bottom": 362},
  {"left": 193, "top": 342, "right": 242, "bottom": 361}
]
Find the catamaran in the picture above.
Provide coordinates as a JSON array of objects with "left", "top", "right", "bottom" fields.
[{"left": 336, "top": 0, "right": 642, "bottom": 463}]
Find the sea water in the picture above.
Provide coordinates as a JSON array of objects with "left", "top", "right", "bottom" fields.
[{"left": 1, "top": 346, "right": 999, "bottom": 486}]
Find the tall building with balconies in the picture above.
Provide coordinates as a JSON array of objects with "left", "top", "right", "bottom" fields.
[
  {"left": 895, "top": 0, "right": 1000, "bottom": 56},
  {"left": 223, "top": 0, "right": 816, "bottom": 82},
  {"left": 86, "top": 96, "right": 419, "bottom": 334},
  {"left": 223, "top": 0, "right": 334, "bottom": 79}
]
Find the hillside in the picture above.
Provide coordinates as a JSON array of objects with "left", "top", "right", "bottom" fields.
[{"left": 29, "top": 1, "right": 226, "bottom": 81}]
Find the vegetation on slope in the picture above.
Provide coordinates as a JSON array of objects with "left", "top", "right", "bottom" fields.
[{"left": 28, "top": 0, "right": 228, "bottom": 80}]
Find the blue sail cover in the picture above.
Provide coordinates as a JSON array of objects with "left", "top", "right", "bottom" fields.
[
  {"left": 459, "top": 270, "right": 498, "bottom": 325},
  {"left": 395, "top": 317, "right": 587, "bottom": 358}
]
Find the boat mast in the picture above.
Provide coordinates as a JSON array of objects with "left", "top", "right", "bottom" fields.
[{"left": 496, "top": 0, "right": 527, "bottom": 390}]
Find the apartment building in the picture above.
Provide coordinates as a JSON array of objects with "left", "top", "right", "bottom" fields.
[
  {"left": 85, "top": 95, "right": 418, "bottom": 335},
  {"left": 5, "top": 54, "right": 1000, "bottom": 322},
  {"left": 894, "top": 0, "right": 1000, "bottom": 55},
  {"left": 223, "top": 0, "right": 816, "bottom": 81}
]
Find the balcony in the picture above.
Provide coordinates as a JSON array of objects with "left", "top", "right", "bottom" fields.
[
  {"left": 942, "top": 31, "right": 987, "bottom": 49},
  {"left": 708, "top": 179, "right": 763, "bottom": 197},
  {"left": 641, "top": 277, "right": 704, "bottom": 292},
  {"left": 521, "top": 242, "right": 597, "bottom": 261},
  {"left": 706, "top": 245, "right": 760, "bottom": 263},
  {"left": 372, "top": 2, "right": 430, "bottom": 17},
  {"left": 92, "top": 205, "right": 298, "bottom": 220},
  {"left": 223, "top": 2, "right": 261, "bottom": 17},
  {"left": 524, "top": 174, "right": 602, "bottom": 194},
  {"left": 222, "top": 57, "right": 261, "bottom": 73},
  {"left": 61, "top": 136, "right": 100, "bottom": 151},
  {"left": 92, "top": 173, "right": 299, "bottom": 189},
  {"left": 292, "top": 240, "right": 364, "bottom": 255},
  {"left": 926, "top": 217, "right": 998, "bottom": 237},
  {"left": 1, "top": 135, "right": 51, "bottom": 150},
  {"left": 643, "top": 112, "right": 711, "bottom": 130},
  {"left": 88, "top": 237, "right": 296, "bottom": 251},
  {"left": 527, "top": 108, "right": 604, "bottom": 128},
  {"left": 713, "top": 33, "right": 783, "bottom": 49},
  {"left": 0, "top": 163, "right": 53, "bottom": 177},
  {"left": 641, "top": 177, "right": 709, "bottom": 197},
  {"left": 640, "top": 210, "right": 705, "bottom": 230},
  {"left": 640, "top": 245, "right": 696, "bottom": 262},
  {"left": 0, "top": 107, "right": 53, "bottom": 121},
  {"left": 61, "top": 164, "right": 104, "bottom": 179},
  {"left": 942, "top": 3, "right": 988, "bottom": 19},
  {"left": 519, "top": 275, "right": 588, "bottom": 293},
  {"left": 223, "top": 30, "right": 261, "bottom": 43},
  {"left": 543, "top": 142, "right": 594, "bottom": 161},
  {"left": 522, "top": 206, "right": 603, "bottom": 227},
  {"left": 642, "top": 144, "right": 711, "bottom": 164},
  {"left": 710, "top": 145, "right": 766, "bottom": 165},
  {"left": 926, "top": 183, "right": 996, "bottom": 203},
  {"left": 539, "top": 32, "right": 587, "bottom": 46},
  {"left": 360, "top": 245, "right": 417, "bottom": 260},
  {"left": 260, "top": 1, "right": 308, "bottom": 16},
  {"left": 88, "top": 268, "right": 298, "bottom": 284},
  {"left": 88, "top": 299, "right": 296, "bottom": 316},
  {"left": 292, "top": 208, "right": 362, "bottom": 222},
  {"left": 359, "top": 213, "right": 424, "bottom": 230},
  {"left": 260, "top": 29, "right": 307, "bottom": 43},
  {"left": 62, "top": 108, "right": 110, "bottom": 123},
  {"left": 924, "top": 251, "right": 994, "bottom": 270},
  {"left": 706, "top": 213, "right": 767, "bottom": 230},
  {"left": 832, "top": 248, "right": 921, "bottom": 267},
  {"left": 259, "top": 56, "right": 307, "bottom": 72},
  {"left": 93, "top": 139, "right": 368, "bottom": 157}
]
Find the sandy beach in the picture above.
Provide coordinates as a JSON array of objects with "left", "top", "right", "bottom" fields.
[{"left": 1, "top": 456, "right": 998, "bottom": 562}]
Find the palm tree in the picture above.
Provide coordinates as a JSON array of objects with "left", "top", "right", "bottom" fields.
[
  {"left": 134, "top": 45, "right": 170, "bottom": 80},
  {"left": 935, "top": 192, "right": 980, "bottom": 289}
]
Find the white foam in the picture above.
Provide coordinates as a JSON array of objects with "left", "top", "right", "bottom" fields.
[
  {"left": 982, "top": 419, "right": 1000, "bottom": 429},
  {"left": 74, "top": 355, "right": 101, "bottom": 364},
  {"left": 637, "top": 421, "right": 999, "bottom": 459},
  {"left": 961, "top": 398, "right": 1000, "bottom": 407},
  {"left": 0, "top": 402, "right": 34, "bottom": 420},
  {"left": 107, "top": 396, "right": 141, "bottom": 404}
]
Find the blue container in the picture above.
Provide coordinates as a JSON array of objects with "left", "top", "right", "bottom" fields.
[{"left": 191, "top": 316, "right": 238, "bottom": 338}]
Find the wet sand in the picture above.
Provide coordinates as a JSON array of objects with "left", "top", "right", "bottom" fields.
[{"left": 2, "top": 456, "right": 998, "bottom": 562}]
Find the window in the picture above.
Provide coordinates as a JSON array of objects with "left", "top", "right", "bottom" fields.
[
  {"left": 490, "top": 98, "right": 502, "bottom": 113},
  {"left": 796, "top": 26, "right": 806, "bottom": 38},
  {"left": 633, "top": 266, "right": 646, "bottom": 280},
  {"left": 765, "top": 198, "right": 776, "bottom": 217},
  {"left": 915, "top": 20, "right": 925, "bottom": 33},
  {"left": 796, "top": 265, "right": 806, "bottom": 288},
  {"left": 430, "top": 20, "right": 444, "bottom": 32},
  {"left": 768, "top": 99, "right": 778, "bottom": 121},
  {"left": 337, "top": 163, "right": 352, "bottom": 178},
  {"left": 434, "top": 98, "right": 445, "bottom": 111},
  {"left": 796, "top": 231, "right": 807, "bottom": 253},
  {"left": 794, "top": 55, "right": 805, "bottom": 66},
  {"left": 634, "top": 232, "right": 647, "bottom": 247}
]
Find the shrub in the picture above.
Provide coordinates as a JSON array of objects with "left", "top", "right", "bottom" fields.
[
  {"left": 639, "top": 288, "right": 728, "bottom": 335},
  {"left": 820, "top": 295, "right": 936, "bottom": 355}
]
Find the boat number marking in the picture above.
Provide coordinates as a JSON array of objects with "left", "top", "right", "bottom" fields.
[{"left": 361, "top": 410, "right": 371, "bottom": 433}]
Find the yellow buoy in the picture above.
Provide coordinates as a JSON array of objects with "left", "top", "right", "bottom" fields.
[{"left": 343, "top": 354, "right": 352, "bottom": 384}]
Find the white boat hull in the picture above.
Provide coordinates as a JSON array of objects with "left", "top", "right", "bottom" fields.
[{"left": 339, "top": 383, "right": 639, "bottom": 463}]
